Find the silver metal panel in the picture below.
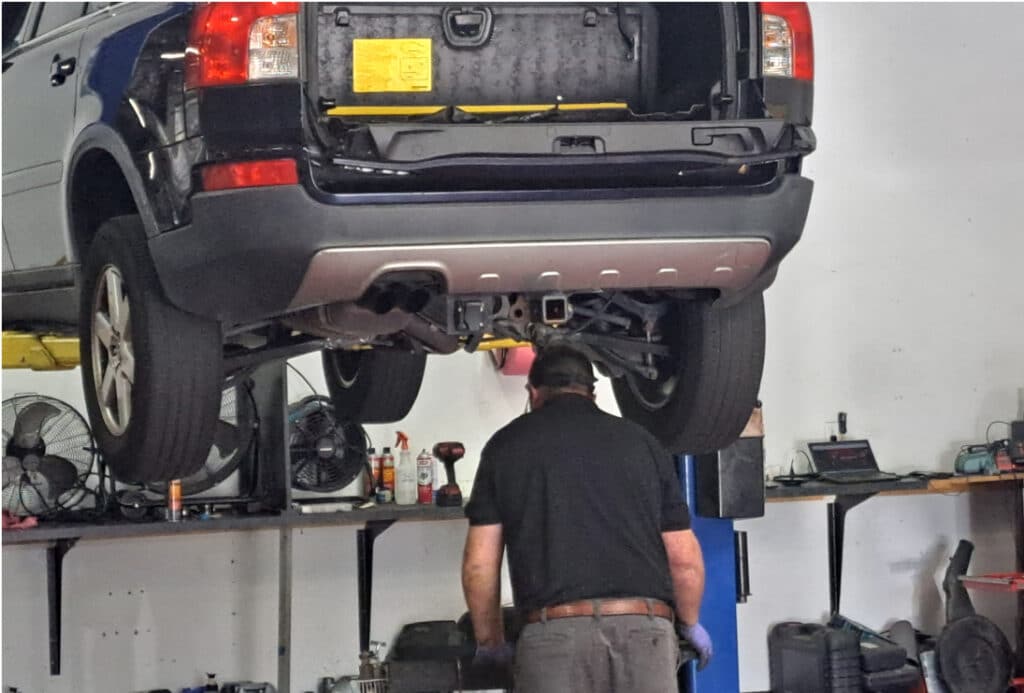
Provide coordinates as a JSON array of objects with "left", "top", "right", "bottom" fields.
[{"left": 289, "top": 237, "right": 772, "bottom": 310}]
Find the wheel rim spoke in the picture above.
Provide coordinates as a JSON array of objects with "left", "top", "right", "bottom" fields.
[
  {"left": 115, "top": 373, "right": 132, "bottom": 432},
  {"left": 93, "top": 313, "right": 114, "bottom": 348},
  {"left": 116, "top": 294, "right": 130, "bottom": 335},
  {"left": 99, "top": 362, "right": 116, "bottom": 405},
  {"left": 119, "top": 342, "right": 136, "bottom": 384},
  {"left": 106, "top": 271, "right": 123, "bottom": 329}
]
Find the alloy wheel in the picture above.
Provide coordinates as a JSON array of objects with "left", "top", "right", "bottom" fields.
[{"left": 91, "top": 265, "right": 135, "bottom": 436}]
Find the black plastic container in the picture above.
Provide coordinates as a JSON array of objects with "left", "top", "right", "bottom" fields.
[
  {"left": 862, "top": 664, "right": 921, "bottom": 692},
  {"left": 768, "top": 622, "right": 861, "bottom": 692}
]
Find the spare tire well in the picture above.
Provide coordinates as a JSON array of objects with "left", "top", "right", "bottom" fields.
[{"left": 70, "top": 149, "right": 139, "bottom": 263}]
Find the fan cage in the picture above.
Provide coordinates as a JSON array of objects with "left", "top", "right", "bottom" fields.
[
  {"left": 147, "top": 379, "right": 256, "bottom": 497},
  {"left": 289, "top": 395, "right": 370, "bottom": 495},
  {"left": 2, "top": 394, "right": 96, "bottom": 517}
]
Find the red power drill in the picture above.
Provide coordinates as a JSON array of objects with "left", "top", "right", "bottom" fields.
[{"left": 433, "top": 441, "right": 465, "bottom": 507}]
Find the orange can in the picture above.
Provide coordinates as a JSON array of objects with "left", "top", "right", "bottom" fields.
[{"left": 167, "top": 479, "right": 183, "bottom": 522}]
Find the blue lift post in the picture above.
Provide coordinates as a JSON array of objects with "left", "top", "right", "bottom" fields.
[{"left": 678, "top": 454, "right": 741, "bottom": 693}]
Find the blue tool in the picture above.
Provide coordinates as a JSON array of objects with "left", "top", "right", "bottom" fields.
[{"left": 954, "top": 446, "right": 997, "bottom": 475}]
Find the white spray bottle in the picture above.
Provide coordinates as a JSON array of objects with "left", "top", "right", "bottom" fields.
[{"left": 394, "top": 431, "right": 417, "bottom": 505}]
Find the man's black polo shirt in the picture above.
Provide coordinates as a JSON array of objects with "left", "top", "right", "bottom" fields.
[{"left": 465, "top": 393, "right": 691, "bottom": 612}]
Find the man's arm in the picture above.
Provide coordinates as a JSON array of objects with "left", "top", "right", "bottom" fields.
[
  {"left": 462, "top": 523, "right": 505, "bottom": 646},
  {"left": 662, "top": 528, "right": 705, "bottom": 625}
]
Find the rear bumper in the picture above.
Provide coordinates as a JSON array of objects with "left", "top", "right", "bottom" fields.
[{"left": 149, "top": 174, "right": 813, "bottom": 325}]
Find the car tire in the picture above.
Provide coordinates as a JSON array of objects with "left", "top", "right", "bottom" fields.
[
  {"left": 322, "top": 349, "right": 427, "bottom": 423},
  {"left": 611, "top": 292, "right": 766, "bottom": 454},
  {"left": 79, "top": 215, "right": 223, "bottom": 482}
]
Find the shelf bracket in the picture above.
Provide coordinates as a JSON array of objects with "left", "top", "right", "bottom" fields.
[
  {"left": 357, "top": 519, "right": 396, "bottom": 653},
  {"left": 47, "top": 537, "right": 78, "bottom": 676},
  {"left": 827, "top": 494, "right": 873, "bottom": 615}
]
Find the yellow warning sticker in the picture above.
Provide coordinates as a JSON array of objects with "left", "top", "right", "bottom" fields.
[{"left": 352, "top": 38, "right": 432, "bottom": 93}]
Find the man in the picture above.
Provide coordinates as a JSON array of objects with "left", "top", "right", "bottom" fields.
[{"left": 462, "top": 344, "right": 712, "bottom": 693}]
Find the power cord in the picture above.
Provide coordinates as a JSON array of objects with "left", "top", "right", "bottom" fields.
[
  {"left": 987, "top": 420, "right": 1011, "bottom": 445},
  {"left": 287, "top": 361, "right": 320, "bottom": 396}
]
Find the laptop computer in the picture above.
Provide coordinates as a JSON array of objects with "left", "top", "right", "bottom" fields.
[{"left": 808, "top": 440, "right": 901, "bottom": 484}]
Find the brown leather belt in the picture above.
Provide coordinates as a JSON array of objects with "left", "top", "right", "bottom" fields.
[{"left": 525, "top": 598, "right": 675, "bottom": 624}]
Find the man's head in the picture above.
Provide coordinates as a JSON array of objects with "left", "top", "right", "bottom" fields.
[{"left": 527, "top": 344, "right": 597, "bottom": 409}]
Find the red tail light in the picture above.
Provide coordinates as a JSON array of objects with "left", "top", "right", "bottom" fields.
[
  {"left": 186, "top": 2, "right": 299, "bottom": 89},
  {"left": 201, "top": 159, "right": 299, "bottom": 191},
  {"left": 760, "top": 2, "right": 814, "bottom": 81}
]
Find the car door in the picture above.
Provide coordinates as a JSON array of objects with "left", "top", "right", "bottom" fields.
[{"left": 2, "top": 2, "right": 88, "bottom": 272}]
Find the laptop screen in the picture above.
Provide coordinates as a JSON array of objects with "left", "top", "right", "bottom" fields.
[{"left": 808, "top": 440, "right": 878, "bottom": 473}]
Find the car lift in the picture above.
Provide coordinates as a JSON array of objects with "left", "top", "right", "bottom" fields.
[
  {"left": 678, "top": 454, "right": 746, "bottom": 693},
  {"left": 2, "top": 331, "right": 80, "bottom": 371}
]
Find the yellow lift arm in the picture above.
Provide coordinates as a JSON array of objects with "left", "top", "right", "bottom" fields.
[
  {"left": 2, "top": 331, "right": 81, "bottom": 371},
  {"left": 1, "top": 331, "right": 526, "bottom": 372}
]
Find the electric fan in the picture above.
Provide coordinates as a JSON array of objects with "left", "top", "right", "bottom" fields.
[
  {"left": 149, "top": 379, "right": 255, "bottom": 496},
  {"left": 2, "top": 395, "right": 95, "bottom": 516},
  {"left": 289, "top": 395, "right": 370, "bottom": 497}
]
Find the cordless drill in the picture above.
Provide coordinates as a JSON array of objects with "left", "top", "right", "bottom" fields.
[{"left": 433, "top": 441, "right": 465, "bottom": 507}]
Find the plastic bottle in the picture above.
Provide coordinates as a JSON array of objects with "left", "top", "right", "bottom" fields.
[
  {"left": 381, "top": 446, "right": 395, "bottom": 499},
  {"left": 416, "top": 449, "right": 434, "bottom": 504},
  {"left": 394, "top": 432, "right": 417, "bottom": 505},
  {"left": 367, "top": 447, "right": 379, "bottom": 488}
]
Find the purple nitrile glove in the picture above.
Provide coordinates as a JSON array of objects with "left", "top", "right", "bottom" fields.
[
  {"left": 678, "top": 622, "right": 713, "bottom": 671},
  {"left": 473, "top": 642, "right": 515, "bottom": 669}
]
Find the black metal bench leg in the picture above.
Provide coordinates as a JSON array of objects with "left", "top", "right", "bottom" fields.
[
  {"left": 357, "top": 520, "right": 396, "bottom": 653},
  {"left": 827, "top": 494, "right": 872, "bottom": 615},
  {"left": 47, "top": 538, "right": 77, "bottom": 676}
]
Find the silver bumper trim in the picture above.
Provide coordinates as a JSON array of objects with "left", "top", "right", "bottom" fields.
[{"left": 288, "top": 238, "right": 772, "bottom": 310}]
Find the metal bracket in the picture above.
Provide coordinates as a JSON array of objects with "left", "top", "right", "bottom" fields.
[
  {"left": 357, "top": 519, "right": 396, "bottom": 652},
  {"left": 278, "top": 526, "right": 293, "bottom": 693},
  {"left": 47, "top": 537, "right": 78, "bottom": 675},
  {"left": 827, "top": 494, "right": 874, "bottom": 615}
]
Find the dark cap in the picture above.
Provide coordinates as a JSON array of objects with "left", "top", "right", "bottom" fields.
[{"left": 528, "top": 344, "right": 597, "bottom": 390}]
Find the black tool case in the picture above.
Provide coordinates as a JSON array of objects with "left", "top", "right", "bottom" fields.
[
  {"left": 314, "top": 4, "right": 658, "bottom": 109},
  {"left": 768, "top": 622, "right": 862, "bottom": 693}
]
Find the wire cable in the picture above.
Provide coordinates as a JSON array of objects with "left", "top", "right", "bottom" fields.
[
  {"left": 987, "top": 420, "right": 1011, "bottom": 444},
  {"left": 796, "top": 449, "right": 814, "bottom": 474},
  {"left": 287, "top": 362, "right": 320, "bottom": 397}
]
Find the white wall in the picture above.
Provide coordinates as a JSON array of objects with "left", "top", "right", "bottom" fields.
[{"left": 4, "top": 3, "right": 1024, "bottom": 691}]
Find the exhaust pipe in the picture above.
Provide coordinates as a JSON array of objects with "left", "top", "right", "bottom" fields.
[
  {"left": 392, "top": 285, "right": 431, "bottom": 314},
  {"left": 358, "top": 286, "right": 397, "bottom": 315},
  {"left": 403, "top": 317, "right": 459, "bottom": 354}
]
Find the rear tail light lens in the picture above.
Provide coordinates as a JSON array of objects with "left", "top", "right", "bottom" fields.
[
  {"left": 760, "top": 3, "right": 814, "bottom": 81},
  {"left": 201, "top": 159, "right": 299, "bottom": 191},
  {"left": 186, "top": 2, "right": 299, "bottom": 89},
  {"left": 249, "top": 13, "right": 298, "bottom": 81}
]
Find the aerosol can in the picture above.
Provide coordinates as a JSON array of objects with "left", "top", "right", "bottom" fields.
[
  {"left": 417, "top": 449, "right": 434, "bottom": 504},
  {"left": 395, "top": 432, "right": 417, "bottom": 505}
]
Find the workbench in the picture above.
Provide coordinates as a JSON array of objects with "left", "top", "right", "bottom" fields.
[
  {"left": 765, "top": 472, "right": 1024, "bottom": 674},
  {"left": 4, "top": 467, "right": 1021, "bottom": 692},
  {"left": 2, "top": 502, "right": 466, "bottom": 691}
]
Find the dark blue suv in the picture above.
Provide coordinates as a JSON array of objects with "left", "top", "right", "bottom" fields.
[{"left": 2, "top": 2, "right": 815, "bottom": 481}]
